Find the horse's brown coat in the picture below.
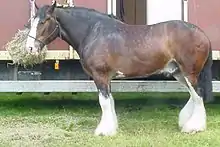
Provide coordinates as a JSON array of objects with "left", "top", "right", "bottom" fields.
[{"left": 82, "top": 21, "right": 210, "bottom": 85}]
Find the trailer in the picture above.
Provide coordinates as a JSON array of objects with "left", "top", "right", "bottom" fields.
[{"left": 0, "top": 0, "right": 219, "bottom": 100}]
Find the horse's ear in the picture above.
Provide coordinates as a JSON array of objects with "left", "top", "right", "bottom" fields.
[{"left": 47, "top": 0, "right": 56, "bottom": 14}]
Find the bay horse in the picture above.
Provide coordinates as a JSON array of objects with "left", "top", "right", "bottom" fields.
[{"left": 25, "top": 1, "right": 212, "bottom": 136}]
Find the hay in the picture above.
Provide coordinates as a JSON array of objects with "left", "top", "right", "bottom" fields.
[{"left": 4, "top": 28, "right": 47, "bottom": 67}]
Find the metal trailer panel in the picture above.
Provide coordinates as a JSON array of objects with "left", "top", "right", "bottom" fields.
[
  {"left": 0, "top": 1, "right": 29, "bottom": 51},
  {"left": 188, "top": 0, "right": 220, "bottom": 51},
  {"left": 0, "top": 0, "right": 70, "bottom": 59},
  {"left": 0, "top": 0, "right": 69, "bottom": 51},
  {"left": 75, "top": 0, "right": 107, "bottom": 13},
  {"left": 0, "top": 80, "right": 219, "bottom": 93}
]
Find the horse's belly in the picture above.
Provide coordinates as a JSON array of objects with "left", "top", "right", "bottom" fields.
[{"left": 115, "top": 58, "right": 168, "bottom": 78}]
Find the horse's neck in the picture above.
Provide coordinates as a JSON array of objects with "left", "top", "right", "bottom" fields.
[
  {"left": 55, "top": 8, "right": 105, "bottom": 55},
  {"left": 55, "top": 7, "right": 119, "bottom": 56},
  {"left": 54, "top": 8, "right": 88, "bottom": 53}
]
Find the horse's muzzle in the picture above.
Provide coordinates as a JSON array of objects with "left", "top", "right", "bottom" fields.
[
  {"left": 26, "top": 41, "right": 42, "bottom": 54},
  {"left": 26, "top": 45, "right": 40, "bottom": 55}
]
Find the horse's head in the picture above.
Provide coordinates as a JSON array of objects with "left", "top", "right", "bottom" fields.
[{"left": 26, "top": 1, "right": 59, "bottom": 54}]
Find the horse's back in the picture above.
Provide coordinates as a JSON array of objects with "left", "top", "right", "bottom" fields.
[{"left": 119, "top": 20, "right": 210, "bottom": 64}]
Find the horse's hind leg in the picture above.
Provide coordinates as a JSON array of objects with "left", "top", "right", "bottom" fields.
[
  {"left": 181, "top": 75, "right": 206, "bottom": 133},
  {"left": 92, "top": 72, "right": 118, "bottom": 136},
  {"left": 173, "top": 71, "right": 206, "bottom": 133},
  {"left": 164, "top": 61, "right": 195, "bottom": 129},
  {"left": 172, "top": 72, "right": 194, "bottom": 129}
]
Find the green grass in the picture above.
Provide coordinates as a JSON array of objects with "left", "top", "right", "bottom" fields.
[{"left": 0, "top": 92, "right": 219, "bottom": 147}]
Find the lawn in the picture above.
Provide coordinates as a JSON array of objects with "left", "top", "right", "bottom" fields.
[{"left": 0, "top": 92, "right": 219, "bottom": 147}]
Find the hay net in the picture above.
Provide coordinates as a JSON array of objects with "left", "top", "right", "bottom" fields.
[
  {"left": 4, "top": 28, "right": 47, "bottom": 67},
  {"left": 3, "top": 0, "right": 74, "bottom": 67},
  {"left": 3, "top": 0, "right": 47, "bottom": 67}
]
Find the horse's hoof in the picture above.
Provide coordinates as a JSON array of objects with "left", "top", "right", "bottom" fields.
[
  {"left": 180, "top": 101, "right": 206, "bottom": 134},
  {"left": 181, "top": 127, "right": 206, "bottom": 134},
  {"left": 94, "top": 123, "right": 117, "bottom": 136},
  {"left": 181, "top": 119, "right": 206, "bottom": 134}
]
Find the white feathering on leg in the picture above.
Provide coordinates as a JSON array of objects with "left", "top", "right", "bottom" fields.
[
  {"left": 95, "top": 92, "right": 118, "bottom": 136},
  {"left": 178, "top": 96, "right": 194, "bottom": 128},
  {"left": 180, "top": 77, "right": 206, "bottom": 133}
]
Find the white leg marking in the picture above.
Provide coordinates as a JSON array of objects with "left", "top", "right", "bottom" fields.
[
  {"left": 181, "top": 77, "right": 206, "bottom": 133},
  {"left": 173, "top": 73, "right": 195, "bottom": 129},
  {"left": 25, "top": 17, "right": 40, "bottom": 50},
  {"left": 178, "top": 96, "right": 194, "bottom": 128},
  {"left": 95, "top": 92, "right": 118, "bottom": 136}
]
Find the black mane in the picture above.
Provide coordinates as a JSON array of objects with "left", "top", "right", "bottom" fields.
[
  {"left": 37, "top": 5, "right": 121, "bottom": 23},
  {"left": 55, "top": 5, "right": 121, "bottom": 21}
]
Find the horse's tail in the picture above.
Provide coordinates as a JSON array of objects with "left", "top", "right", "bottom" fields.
[{"left": 197, "top": 41, "right": 213, "bottom": 102}]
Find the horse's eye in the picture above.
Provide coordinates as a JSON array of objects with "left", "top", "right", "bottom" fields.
[{"left": 40, "top": 17, "right": 50, "bottom": 24}]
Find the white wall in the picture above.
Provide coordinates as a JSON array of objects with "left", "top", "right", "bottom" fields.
[
  {"left": 108, "top": 0, "right": 188, "bottom": 25},
  {"left": 107, "top": 0, "right": 116, "bottom": 15},
  {"left": 147, "top": 0, "right": 183, "bottom": 25}
]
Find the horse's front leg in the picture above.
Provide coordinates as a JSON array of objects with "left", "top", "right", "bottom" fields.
[{"left": 92, "top": 72, "right": 118, "bottom": 136}]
